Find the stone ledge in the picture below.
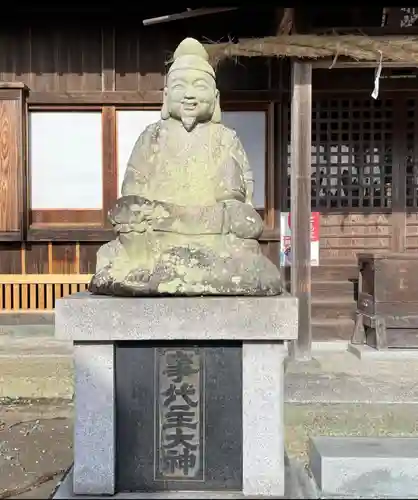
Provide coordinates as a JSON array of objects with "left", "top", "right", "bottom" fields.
[
  {"left": 349, "top": 343, "right": 418, "bottom": 361},
  {"left": 55, "top": 292, "right": 298, "bottom": 341},
  {"left": 310, "top": 436, "right": 418, "bottom": 498},
  {"left": 53, "top": 459, "right": 313, "bottom": 499}
]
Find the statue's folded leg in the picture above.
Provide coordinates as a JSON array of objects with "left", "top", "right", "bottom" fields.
[
  {"left": 89, "top": 236, "right": 154, "bottom": 296},
  {"left": 122, "top": 243, "right": 283, "bottom": 296},
  {"left": 208, "top": 251, "right": 283, "bottom": 296}
]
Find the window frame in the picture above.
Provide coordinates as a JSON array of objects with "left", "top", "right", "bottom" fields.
[
  {"left": 115, "top": 102, "right": 275, "bottom": 229},
  {"left": 27, "top": 105, "right": 113, "bottom": 241},
  {"left": 26, "top": 102, "right": 276, "bottom": 241}
]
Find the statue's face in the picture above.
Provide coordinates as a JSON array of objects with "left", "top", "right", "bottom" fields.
[{"left": 165, "top": 69, "right": 218, "bottom": 131}]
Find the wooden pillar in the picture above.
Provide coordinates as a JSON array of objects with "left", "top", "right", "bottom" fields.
[
  {"left": 391, "top": 95, "right": 407, "bottom": 253},
  {"left": 0, "top": 82, "right": 29, "bottom": 242},
  {"left": 289, "top": 61, "right": 312, "bottom": 360}
]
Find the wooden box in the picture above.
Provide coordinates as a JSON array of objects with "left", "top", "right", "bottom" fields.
[{"left": 352, "top": 252, "right": 418, "bottom": 349}]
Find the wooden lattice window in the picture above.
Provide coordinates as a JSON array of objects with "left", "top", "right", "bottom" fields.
[
  {"left": 285, "top": 97, "right": 393, "bottom": 210},
  {"left": 406, "top": 98, "right": 418, "bottom": 208}
]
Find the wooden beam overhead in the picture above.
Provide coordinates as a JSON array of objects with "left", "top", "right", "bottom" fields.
[
  {"left": 27, "top": 90, "right": 282, "bottom": 106},
  {"left": 311, "top": 60, "right": 418, "bottom": 69},
  {"left": 277, "top": 8, "right": 295, "bottom": 35},
  {"left": 142, "top": 7, "right": 238, "bottom": 26}
]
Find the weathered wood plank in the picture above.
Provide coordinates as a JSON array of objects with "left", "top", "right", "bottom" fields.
[
  {"left": 320, "top": 237, "right": 390, "bottom": 249},
  {"left": 27, "top": 90, "right": 281, "bottom": 105},
  {"left": 320, "top": 248, "right": 388, "bottom": 260},
  {"left": 79, "top": 243, "right": 101, "bottom": 274},
  {"left": 51, "top": 244, "right": 78, "bottom": 274},
  {"left": 30, "top": 28, "right": 56, "bottom": 92},
  {"left": 0, "top": 98, "right": 22, "bottom": 235},
  {"left": 115, "top": 27, "right": 140, "bottom": 91},
  {"left": 137, "top": 26, "right": 171, "bottom": 92},
  {"left": 102, "top": 107, "right": 117, "bottom": 226},
  {"left": 320, "top": 213, "right": 391, "bottom": 226},
  {"left": 82, "top": 28, "right": 103, "bottom": 91},
  {"left": 102, "top": 26, "right": 115, "bottom": 91},
  {"left": 0, "top": 31, "right": 16, "bottom": 82},
  {"left": 391, "top": 95, "right": 407, "bottom": 252},
  {"left": 0, "top": 244, "right": 22, "bottom": 274},
  {"left": 31, "top": 209, "right": 102, "bottom": 225},
  {"left": 266, "top": 102, "right": 276, "bottom": 228},
  {"left": 319, "top": 225, "right": 391, "bottom": 236},
  {"left": 25, "top": 243, "right": 49, "bottom": 274},
  {"left": 289, "top": 60, "right": 312, "bottom": 360},
  {"left": 54, "top": 29, "right": 69, "bottom": 92}
]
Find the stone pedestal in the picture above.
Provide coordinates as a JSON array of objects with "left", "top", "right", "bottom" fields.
[
  {"left": 53, "top": 292, "right": 297, "bottom": 499},
  {"left": 310, "top": 436, "right": 418, "bottom": 498}
]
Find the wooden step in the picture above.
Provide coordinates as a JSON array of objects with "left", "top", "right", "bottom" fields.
[
  {"left": 319, "top": 258, "right": 357, "bottom": 266},
  {"left": 312, "top": 318, "right": 355, "bottom": 341},
  {"left": 312, "top": 298, "right": 356, "bottom": 320},
  {"left": 312, "top": 280, "right": 356, "bottom": 299},
  {"left": 312, "top": 265, "right": 358, "bottom": 281}
]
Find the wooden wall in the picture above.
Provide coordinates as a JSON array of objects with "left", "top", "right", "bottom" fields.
[
  {"left": 1, "top": 15, "right": 417, "bottom": 275},
  {"left": 0, "top": 242, "right": 98, "bottom": 275},
  {"left": 0, "top": 14, "right": 282, "bottom": 276},
  {"left": 281, "top": 68, "right": 418, "bottom": 262},
  {"left": 0, "top": 18, "right": 277, "bottom": 99}
]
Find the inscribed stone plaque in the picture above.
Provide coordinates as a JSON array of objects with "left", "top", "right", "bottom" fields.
[
  {"left": 155, "top": 347, "right": 204, "bottom": 481},
  {"left": 116, "top": 342, "right": 242, "bottom": 492}
]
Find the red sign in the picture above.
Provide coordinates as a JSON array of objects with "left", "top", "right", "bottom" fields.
[
  {"left": 311, "top": 213, "right": 319, "bottom": 242},
  {"left": 287, "top": 213, "right": 320, "bottom": 242}
]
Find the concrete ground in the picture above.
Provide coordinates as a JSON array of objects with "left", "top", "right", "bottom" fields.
[
  {"left": 2, "top": 332, "right": 418, "bottom": 498},
  {"left": 0, "top": 400, "right": 73, "bottom": 499}
]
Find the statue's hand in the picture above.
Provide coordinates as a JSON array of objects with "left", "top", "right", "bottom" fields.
[
  {"left": 215, "top": 157, "right": 246, "bottom": 203},
  {"left": 223, "top": 200, "right": 263, "bottom": 240},
  {"left": 109, "top": 195, "right": 155, "bottom": 229},
  {"left": 135, "top": 204, "right": 154, "bottom": 222}
]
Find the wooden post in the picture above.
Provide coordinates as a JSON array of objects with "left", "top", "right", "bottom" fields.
[
  {"left": 289, "top": 61, "right": 312, "bottom": 360},
  {"left": 0, "top": 82, "right": 29, "bottom": 243}
]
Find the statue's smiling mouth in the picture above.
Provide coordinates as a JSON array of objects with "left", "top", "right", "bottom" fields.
[{"left": 182, "top": 101, "right": 198, "bottom": 110}]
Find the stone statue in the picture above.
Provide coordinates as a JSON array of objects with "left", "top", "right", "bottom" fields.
[{"left": 89, "top": 37, "right": 283, "bottom": 296}]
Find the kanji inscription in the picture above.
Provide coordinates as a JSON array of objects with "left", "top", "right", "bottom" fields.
[{"left": 155, "top": 347, "right": 204, "bottom": 481}]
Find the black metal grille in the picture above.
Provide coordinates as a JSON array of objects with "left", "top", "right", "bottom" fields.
[{"left": 285, "top": 97, "right": 394, "bottom": 210}]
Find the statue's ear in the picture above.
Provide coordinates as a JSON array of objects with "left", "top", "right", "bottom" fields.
[
  {"left": 161, "top": 87, "right": 169, "bottom": 120},
  {"left": 212, "top": 89, "right": 221, "bottom": 123}
]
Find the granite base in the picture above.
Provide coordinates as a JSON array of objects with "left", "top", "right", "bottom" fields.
[
  {"left": 53, "top": 457, "right": 317, "bottom": 500},
  {"left": 55, "top": 294, "right": 297, "bottom": 498},
  {"left": 310, "top": 436, "right": 418, "bottom": 498},
  {"left": 53, "top": 467, "right": 265, "bottom": 499}
]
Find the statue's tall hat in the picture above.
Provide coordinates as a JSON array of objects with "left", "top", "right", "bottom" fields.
[{"left": 168, "top": 38, "right": 215, "bottom": 79}]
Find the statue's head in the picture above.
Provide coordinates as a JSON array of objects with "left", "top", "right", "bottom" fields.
[{"left": 161, "top": 38, "right": 221, "bottom": 131}]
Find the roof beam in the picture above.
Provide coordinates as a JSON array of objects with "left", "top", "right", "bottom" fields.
[
  {"left": 311, "top": 60, "right": 418, "bottom": 69},
  {"left": 277, "top": 8, "right": 294, "bottom": 35}
]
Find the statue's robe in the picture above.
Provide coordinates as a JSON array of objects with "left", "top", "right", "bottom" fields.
[
  {"left": 91, "top": 118, "right": 282, "bottom": 296},
  {"left": 122, "top": 118, "right": 254, "bottom": 205}
]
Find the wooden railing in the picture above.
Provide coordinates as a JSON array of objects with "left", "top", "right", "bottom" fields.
[{"left": 0, "top": 275, "right": 92, "bottom": 312}]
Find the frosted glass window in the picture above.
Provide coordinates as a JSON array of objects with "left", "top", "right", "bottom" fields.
[
  {"left": 30, "top": 112, "right": 103, "bottom": 209},
  {"left": 223, "top": 111, "right": 266, "bottom": 208},
  {"left": 117, "top": 110, "right": 161, "bottom": 195}
]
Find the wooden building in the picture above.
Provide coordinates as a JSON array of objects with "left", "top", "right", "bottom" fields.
[{"left": 1, "top": 6, "right": 418, "bottom": 353}]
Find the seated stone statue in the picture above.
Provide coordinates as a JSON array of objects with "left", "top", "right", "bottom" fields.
[{"left": 89, "top": 37, "right": 283, "bottom": 296}]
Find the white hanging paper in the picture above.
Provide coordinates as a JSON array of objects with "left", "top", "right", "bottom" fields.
[{"left": 371, "top": 51, "right": 383, "bottom": 100}]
